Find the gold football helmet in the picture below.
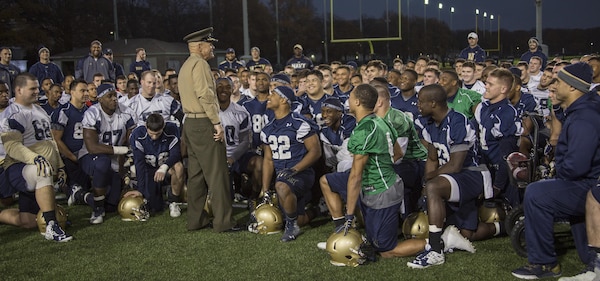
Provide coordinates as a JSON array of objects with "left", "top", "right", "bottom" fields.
[
  {"left": 326, "top": 229, "right": 365, "bottom": 267},
  {"left": 478, "top": 200, "right": 509, "bottom": 223},
  {"left": 118, "top": 196, "right": 150, "bottom": 221},
  {"left": 37, "top": 204, "right": 68, "bottom": 234},
  {"left": 254, "top": 203, "right": 283, "bottom": 234},
  {"left": 402, "top": 211, "right": 429, "bottom": 239}
]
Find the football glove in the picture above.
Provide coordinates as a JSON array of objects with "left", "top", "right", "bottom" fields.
[
  {"left": 276, "top": 168, "right": 297, "bottom": 182},
  {"left": 56, "top": 167, "right": 67, "bottom": 190},
  {"left": 34, "top": 155, "right": 53, "bottom": 177}
]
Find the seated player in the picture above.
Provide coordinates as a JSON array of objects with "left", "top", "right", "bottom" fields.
[
  {"left": 51, "top": 79, "right": 91, "bottom": 205},
  {"left": 319, "top": 97, "right": 355, "bottom": 172},
  {"left": 124, "top": 113, "right": 184, "bottom": 217},
  {"left": 77, "top": 84, "right": 137, "bottom": 224},
  {"left": 259, "top": 86, "right": 321, "bottom": 242},
  {"left": 408, "top": 84, "right": 492, "bottom": 269},
  {"left": 0, "top": 73, "right": 72, "bottom": 242}
]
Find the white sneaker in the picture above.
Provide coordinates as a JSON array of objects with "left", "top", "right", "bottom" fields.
[
  {"left": 89, "top": 208, "right": 105, "bottom": 225},
  {"left": 442, "top": 225, "right": 476, "bottom": 253},
  {"left": 169, "top": 202, "right": 181, "bottom": 218},
  {"left": 67, "top": 184, "right": 82, "bottom": 206},
  {"left": 558, "top": 271, "right": 596, "bottom": 281},
  {"left": 317, "top": 242, "right": 326, "bottom": 250}
]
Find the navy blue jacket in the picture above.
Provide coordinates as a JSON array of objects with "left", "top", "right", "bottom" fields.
[
  {"left": 555, "top": 91, "right": 600, "bottom": 181},
  {"left": 459, "top": 45, "right": 486, "bottom": 62}
]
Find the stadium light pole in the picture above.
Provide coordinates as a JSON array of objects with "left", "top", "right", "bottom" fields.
[
  {"left": 424, "top": 0, "right": 428, "bottom": 32},
  {"left": 438, "top": 3, "right": 442, "bottom": 22},
  {"left": 490, "top": 14, "right": 494, "bottom": 39},
  {"left": 112, "top": 0, "right": 119, "bottom": 41},
  {"left": 475, "top": 9, "right": 479, "bottom": 33},
  {"left": 483, "top": 12, "right": 487, "bottom": 37},
  {"left": 275, "top": 0, "right": 281, "bottom": 66},
  {"left": 450, "top": 7, "right": 454, "bottom": 30}
]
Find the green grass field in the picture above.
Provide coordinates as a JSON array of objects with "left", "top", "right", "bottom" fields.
[{"left": 0, "top": 203, "right": 584, "bottom": 281}]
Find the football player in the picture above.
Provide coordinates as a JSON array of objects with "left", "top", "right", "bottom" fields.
[
  {"left": 215, "top": 78, "right": 251, "bottom": 199},
  {"left": 299, "top": 70, "right": 331, "bottom": 129},
  {"left": 0, "top": 73, "right": 72, "bottom": 242},
  {"left": 51, "top": 79, "right": 91, "bottom": 205},
  {"left": 241, "top": 72, "right": 273, "bottom": 202},
  {"left": 77, "top": 84, "right": 137, "bottom": 224},
  {"left": 408, "top": 84, "right": 492, "bottom": 269},
  {"left": 370, "top": 80, "right": 428, "bottom": 217},
  {"left": 127, "top": 70, "right": 183, "bottom": 127},
  {"left": 473, "top": 68, "right": 521, "bottom": 210},
  {"left": 319, "top": 97, "right": 355, "bottom": 172},
  {"left": 125, "top": 113, "right": 184, "bottom": 217},
  {"left": 260, "top": 85, "right": 321, "bottom": 242},
  {"left": 41, "top": 83, "right": 63, "bottom": 116},
  {"left": 390, "top": 70, "right": 419, "bottom": 120},
  {"left": 439, "top": 70, "right": 482, "bottom": 120}
]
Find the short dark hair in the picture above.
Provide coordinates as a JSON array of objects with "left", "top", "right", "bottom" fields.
[
  {"left": 441, "top": 70, "right": 460, "bottom": 82},
  {"left": 70, "top": 79, "right": 88, "bottom": 92},
  {"left": 13, "top": 73, "right": 37, "bottom": 89},
  {"left": 403, "top": 69, "right": 418, "bottom": 80},
  {"left": 353, "top": 84, "right": 378, "bottom": 110},
  {"left": 420, "top": 84, "right": 447, "bottom": 104},
  {"left": 488, "top": 68, "right": 515, "bottom": 90},
  {"left": 146, "top": 113, "right": 165, "bottom": 132},
  {"left": 116, "top": 75, "right": 127, "bottom": 82},
  {"left": 306, "top": 69, "right": 323, "bottom": 81}
]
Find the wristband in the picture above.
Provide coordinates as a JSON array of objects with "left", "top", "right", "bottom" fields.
[{"left": 113, "top": 146, "right": 129, "bottom": 155}]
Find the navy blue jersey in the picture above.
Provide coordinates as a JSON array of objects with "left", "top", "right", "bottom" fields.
[
  {"left": 130, "top": 122, "right": 181, "bottom": 196},
  {"left": 242, "top": 97, "right": 273, "bottom": 149},
  {"left": 320, "top": 114, "right": 356, "bottom": 168},
  {"left": 391, "top": 91, "right": 419, "bottom": 120},
  {"left": 514, "top": 92, "right": 538, "bottom": 118},
  {"left": 286, "top": 56, "right": 314, "bottom": 71},
  {"left": 260, "top": 112, "right": 318, "bottom": 171},
  {"left": 332, "top": 84, "right": 353, "bottom": 104},
  {"left": 245, "top": 58, "right": 271, "bottom": 72},
  {"left": 474, "top": 99, "right": 521, "bottom": 169},
  {"left": 236, "top": 94, "right": 253, "bottom": 105},
  {"left": 520, "top": 49, "right": 548, "bottom": 69},
  {"left": 51, "top": 103, "right": 88, "bottom": 154},
  {"left": 416, "top": 109, "right": 479, "bottom": 168},
  {"left": 299, "top": 93, "right": 331, "bottom": 128}
]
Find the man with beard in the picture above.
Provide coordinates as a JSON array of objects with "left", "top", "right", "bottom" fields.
[{"left": 76, "top": 40, "right": 115, "bottom": 83}]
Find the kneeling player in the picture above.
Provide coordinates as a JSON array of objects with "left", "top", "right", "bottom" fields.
[
  {"left": 125, "top": 113, "right": 184, "bottom": 217},
  {"left": 260, "top": 86, "right": 321, "bottom": 242}
]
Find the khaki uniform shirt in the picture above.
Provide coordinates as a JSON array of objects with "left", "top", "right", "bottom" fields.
[{"left": 178, "top": 53, "right": 220, "bottom": 125}]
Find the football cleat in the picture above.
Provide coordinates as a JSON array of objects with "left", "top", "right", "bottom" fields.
[
  {"left": 442, "top": 225, "right": 476, "bottom": 253},
  {"left": 511, "top": 263, "right": 562, "bottom": 279},
  {"left": 280, "top": 220, "right": 300, "bottom": 242},
  {"left": 169, "top": 202, "right": 181, "bottom": 218},
  {"left": 317, "top": 242, "right": 327, "bottom": 251},
  {"left": 37, "top": 205, "right": 69, "bottom": 234},
  {"left": 45, "top": 221, "right": 73, "bottom": 242},
  {"left": 407, "top": 245, "right": 445, "bottom": 269},
  {"left": 90, "top": 207, "right": 105, "bottom": 224},
  {"left": 67, "top": 184, "right": 82, "bottom": 206}
]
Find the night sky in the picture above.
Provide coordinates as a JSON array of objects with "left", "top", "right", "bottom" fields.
[{"left": 325, "top": 0, "right": 600, "bottom": 31}]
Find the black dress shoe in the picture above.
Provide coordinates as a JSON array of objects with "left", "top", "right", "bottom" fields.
[{"left": 222, "top": 224, "right": 243, "bottom": 233}]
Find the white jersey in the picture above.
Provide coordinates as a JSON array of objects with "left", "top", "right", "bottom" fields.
[
  {"left": 529, "top": 87, "right": 550, "bottom": 116},
  {"left": 127, "top": 93, "right": 182, "bottom": 126},
  {"left": 0, "top": 102, "right": 62, "bottom": 169},
  {"left": 0, "top": 103, "right": 53, "bottom": 147},
  {"left": 462, "top": 80, "right": 486, "bottom": 95},
  {"left": 79, "top": 103, "right": 137, "bottom": 171},
  {"left": 219, "top": 102, "right": 251, "bottom": 159},
  {"left": 528, "top": 71, "right": 542, "bottom": 92}
]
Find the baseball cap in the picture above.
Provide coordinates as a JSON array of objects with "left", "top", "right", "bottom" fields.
[
  {"left": 104, "top": 48, "right": 113, "bottom": 55},
  {"left": 226, "top": 48, "right": 235, "bottom": 53},
  {"left": 293, "top": 44, "right": 303, "bottom": 50},
  {"left": 508, "top": 67, "right": 522, "bottom": 78},
  {"left": 251, "top": 46, "right": 260, "bottom": 52},
  {"left": 97, "top": 84, "right": 116, "bottom": 98},
  {"left": 467, "top": 32, "right": 478, "bottom": 39}
]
